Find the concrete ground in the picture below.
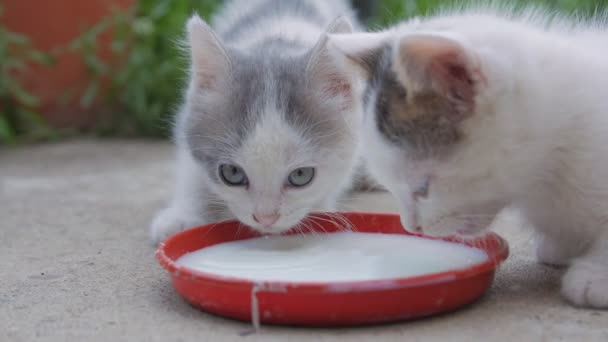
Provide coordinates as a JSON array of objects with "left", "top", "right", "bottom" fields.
[{"left": 1, "top": 140, "right": 605, "bottom": 342}]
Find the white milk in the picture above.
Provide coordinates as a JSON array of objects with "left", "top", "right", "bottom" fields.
[{"left": 175, "top": 232, "right": 488, "bottom": 282}]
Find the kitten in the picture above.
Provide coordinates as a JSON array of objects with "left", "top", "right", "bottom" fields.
[
  {"left": 330, "top": 7, "right": 608, "bottom": 308},
  {"left": 150, "top": 0, "right": 367, "bottom": 244}
]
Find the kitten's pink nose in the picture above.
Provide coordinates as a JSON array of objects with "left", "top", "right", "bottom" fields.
[{"left": 252, "top": 213, "right": 280, "bottom": 226}]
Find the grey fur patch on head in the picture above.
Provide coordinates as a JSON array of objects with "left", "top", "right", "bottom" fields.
[
  {"left": 186, "top": 48, "right": 352, "bottom": 183},
  {"left": 220, "top": 0, "right": 327, "bottom": 42},
  {"left": 182, "top": 0, "right": 360, "bottom": 185},
  {"left": 361, "top": 44, "right": 471, "bottom": 160}
]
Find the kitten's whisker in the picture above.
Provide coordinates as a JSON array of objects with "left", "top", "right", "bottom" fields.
[
  {"left": 306, "top": 218, "right": 327, "bottom": 235},
  {"left": 308, "top": 215, "right": 342, "bottom": 232},
  {"left": 235, "top": 223, "right": 245, "bottom": 239},
  {"left": 292, "top": 224, "right": 308, "bottom": 240},
  {"left": 201, "top": 221, "right": 223, "bottom": 239},
  {"left": 322, "top": 212, "right": 354, "bottom": 232},
  {"left": 305, "top": 222, "right": 320, "bottom": 238}
]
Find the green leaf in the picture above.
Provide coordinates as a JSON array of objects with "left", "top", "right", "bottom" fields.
[
  {"left": 16, "top": 107, "right": 58, "bottom": 142},
  {"left": 111, "top": 40, "right": 126, "bottom": 53},
  {"left": 18, "top": 107, "right": 46, "bottom": 125},
  {"left": 8, "top": 83, "right": 39, "bottom": 107},
  {"left": 81, "top": 81, "right": 100, "bottom": 108},
  {"left": 4, "top": 59, "right": 27, "bottom": 71},
  {"left": 83, "top": 54, "right": 109, "bottom": 74},
  {"left": 133, "top": 18, "right": 155, "bottom": 36},
  {"left": 5, "top": 31, "right": 30, "bottom": 45},
  {"left": 0, "top": 114, "right": 16, "bottom": 143},
  {"left": 27, "top": 50, "right": 53, "bottom": 65},
  {"left": 150, "top": 1, "right": 171, "bottom": 19}
]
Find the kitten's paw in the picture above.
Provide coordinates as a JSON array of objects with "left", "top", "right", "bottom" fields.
[
  {"left": 561, "top": 261, "right": 608, "bottom": 309},
  {"left": 149, "top": 207, "right": 205, "bottom": 246},
  {"left": 536, "top": 236, "right": 571, "bottom": 266}
]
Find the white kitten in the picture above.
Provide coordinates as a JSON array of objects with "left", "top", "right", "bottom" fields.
[
  {"left": 331, "top": 6, "right": 608, "bottom": 308},
  {"left": 150, "top": 0, "right": 367, "bottom": 244}
]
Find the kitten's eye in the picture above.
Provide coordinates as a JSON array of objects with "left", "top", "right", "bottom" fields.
[
  {"left": 219, "top": 164, "right": 248, "bottom": 186},
  {"left": 287, "top": 167, "right": 315, "bottom": 188}
]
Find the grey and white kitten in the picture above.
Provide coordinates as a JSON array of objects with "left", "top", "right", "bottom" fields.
[{"left": 150, "top": 0, "right": 368, "bottom": 244}]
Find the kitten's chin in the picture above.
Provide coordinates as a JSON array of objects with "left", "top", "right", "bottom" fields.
[
  {"left": 249, "top": 225, "right": 295, "bottom": 235},
  {"left": 418, "top": 218, "right": 489, "bottom": 238}
]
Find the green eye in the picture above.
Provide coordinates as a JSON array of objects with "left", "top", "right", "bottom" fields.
[
  {"left": 287, "top": 167, "right": 315, "bottom": 187},
  {"left": 219, "top": 164, "right": 248, "bottom": 186}
]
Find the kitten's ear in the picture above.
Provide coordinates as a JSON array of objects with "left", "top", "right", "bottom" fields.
[
  {"left": 304, "top": 16, "right": 355, "bottom": 100},
  {"left": 325, "top": 16, "right": 354, "bottom": 34},
  {"left": 394, "top": 34, "right": 480, "bottom": 118},
  {"left": 306, "top": 33, "right": 354, "bottom": 105},
  {"left": 187, "top": 14, "right": 231, "bottom": 90},
  {"left": 327, "top": 32, "right": 392, "bottom": 79}
]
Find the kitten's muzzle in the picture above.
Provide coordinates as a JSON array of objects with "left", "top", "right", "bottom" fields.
[
  {"left": 252, "top": 213, "right": 280, "bottom": 227},
  {"left": 412, "top": 177, "right": 430, "bottom": 201},
  {"left": 401, "top": 177, "right": 430, "bottom": 233}
]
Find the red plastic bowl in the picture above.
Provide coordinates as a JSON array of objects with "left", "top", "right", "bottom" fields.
[{"left": 156, "top": 212, "right": 508, "bottom": 326}]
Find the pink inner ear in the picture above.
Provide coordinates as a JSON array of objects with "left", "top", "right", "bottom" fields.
[
  {"left": 399, "top": 35, "right": 477, "bottom": 118},
  {"left": 432, "top": 53, "right": 475, "bottom": 103},
  {"left": 319, "top": 72, "right": 353, "bottom": 111},
  {"left": 325, "top": 73, "right": 352, "bottom": 97}
]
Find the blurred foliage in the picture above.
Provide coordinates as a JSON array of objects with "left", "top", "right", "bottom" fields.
[
  {"left": 370, "top": 0, "right": 608, "bottom": 27},
  {"left": 0, "top": 4, "right": 55, "bottom": 144},
  {"left": 2, "top": 0, "right": 608, "bottom": 142},
  {"left": 62, "top": 0, "right": 220, "bottom": 137},
  {"left": 94, "top": 0, "right": 220, "bottom": 137}
]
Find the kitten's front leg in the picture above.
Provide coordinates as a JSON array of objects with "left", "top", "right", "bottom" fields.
[
  {"left": 561, "top": 232, "right": 608, "bottom": 308},
  {"left": 150, "top": 206, "right": 207, "bottom": 245},
  {"left": 149, "top": 150, "right": 210, "bottom": 245},
  {"left": 536, "top": 233, "right": 584, "bottom": 267}
]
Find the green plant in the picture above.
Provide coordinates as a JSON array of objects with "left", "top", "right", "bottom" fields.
[
  {"left": 370, "top": 0, "right": 608, "bottom": 27},
  {"left": 89, "top": 0, "right": 221, "bottom": 137},
  {"left": 0, "top": 4, "right": 54, "bottom": 144},
  {"left": 0, "top": 0, "right": 221, "bottom": 143},
  {"left": 93, "top": 0, "right": 608, "bottom": 138},
  {"left": 4, "top": 0, "right": 608, "bottom": 142}
]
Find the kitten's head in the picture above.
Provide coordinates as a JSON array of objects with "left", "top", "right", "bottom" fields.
[
  {"left": 179, "top": 15, "right": 364, "bottom": 234},
  {"left": 330, "top": 30, "right": 517, "bottom": 237}
]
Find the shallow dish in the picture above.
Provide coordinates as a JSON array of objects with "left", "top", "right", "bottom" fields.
[{"left": 156, "top": 212, "right": 508, "bottom": 326}]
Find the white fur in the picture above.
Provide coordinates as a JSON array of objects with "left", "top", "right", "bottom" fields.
[
  {"left": 227, "top": 17, "right": 323, "bottom": 52},
  {"left": 150, "top": 1, "right": 363, "bottom": 244},
  {"left": 202, "top": 105, "right": 361, "bottom": 234},
  {"left": 211, "top": 0, "right": 353, "bottom": 54},
  {"left": 151, "top": 97, "right": 362, "bottom": 242},
  {"left": 356, "top": 9, "right": 608, "bottom": 308}
]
